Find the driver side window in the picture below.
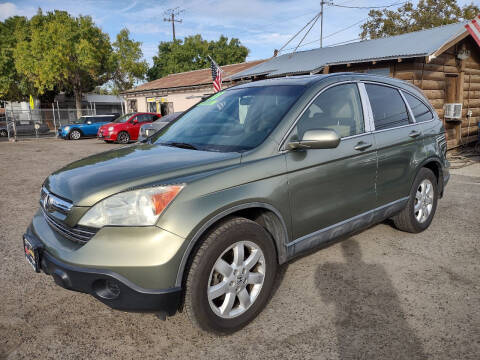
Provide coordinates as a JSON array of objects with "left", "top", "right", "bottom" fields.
[{"left": 295, "top": 83, "right": 364, "bottom": 140}]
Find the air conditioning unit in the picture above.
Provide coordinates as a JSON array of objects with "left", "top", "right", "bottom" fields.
[{"left": 444, "top": 103, "right": 462, "bottom": 120}]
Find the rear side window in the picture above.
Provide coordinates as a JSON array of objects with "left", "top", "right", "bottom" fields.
[
  {"left": 403, "top": 92, "right": 433, "bottom": 123},
  {"left": 365, "top": 84, "right": 410, "bottom": 130}
]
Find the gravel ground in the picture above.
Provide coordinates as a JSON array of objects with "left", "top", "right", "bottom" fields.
[{"left": 1, "top": 138, "right": 479, "bottom": 360}]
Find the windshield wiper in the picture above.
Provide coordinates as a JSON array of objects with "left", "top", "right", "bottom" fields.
[{"left": 161, "top": 142, "right": 198, "bottom": 150}]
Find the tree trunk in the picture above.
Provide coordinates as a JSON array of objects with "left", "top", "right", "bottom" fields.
[{"left": 74, "top": 88, "right": 83, "bottom": 119}]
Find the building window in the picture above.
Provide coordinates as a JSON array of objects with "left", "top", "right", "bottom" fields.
[{"left": 128, "top": 99, "right": 137, "bottom": 112}]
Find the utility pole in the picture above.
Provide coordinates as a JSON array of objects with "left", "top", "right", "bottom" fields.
[
  {"left": 320, "top": 1, "right": 325, "bottom": 48},
  {"left": 164, "top": 7, "right": 184, "bottom": 41}
]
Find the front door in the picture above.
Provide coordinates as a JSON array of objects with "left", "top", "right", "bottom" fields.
[{"left": 285, "top": 83, "right": 377, "bottom": 241}]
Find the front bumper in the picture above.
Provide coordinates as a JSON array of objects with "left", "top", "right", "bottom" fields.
[
  {"left": 97, "top": 129, "right": 117, "bottom": 141},
  {"left": 23, "top": 230, "right": 182, "bottom": 314},
  {"left": 24, "top": 209, "right": 187, "bottom": 314}
]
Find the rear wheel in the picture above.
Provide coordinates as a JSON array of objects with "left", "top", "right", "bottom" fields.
[
  {"left": 69, "top": 129, "right": 81, "bottom": 140},
  {"left": 184, "top": 217, "right": 277, "bottom": 334},
  {"left": 117, "top": 131, "right": 130, "bottom": 144},
  {"left": 393, "top": 167, "right": 438, "bottom": 233}
]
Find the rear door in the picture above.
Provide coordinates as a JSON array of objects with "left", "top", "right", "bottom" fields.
[
  {"left": 364, "top": 83, "right": 424, "bottom": 207},
  {"left": 284, "top": 82, "right": 377, "bottom": 241}
]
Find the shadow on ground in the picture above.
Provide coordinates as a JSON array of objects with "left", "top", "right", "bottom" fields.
[{"left": 315, "top": 239, "right": 426, "bottom": 360}]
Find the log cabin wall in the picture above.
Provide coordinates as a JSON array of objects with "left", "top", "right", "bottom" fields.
[{"left": 328, "top": 36, "right": 480, "bottom": 149}]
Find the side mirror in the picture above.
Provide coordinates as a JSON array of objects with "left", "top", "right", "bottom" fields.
[
  {"left": 132, "top": 118, "right": 138, "bottom": 124},
  {"left": 287, "top": 129, "right": 340, "bottom": 150}
]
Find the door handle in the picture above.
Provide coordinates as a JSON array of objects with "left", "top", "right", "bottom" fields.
[
  {"left": 409, "top": 130, "right": 422, "bottom": 138},
  {"left": 354, "top": 141, "right": 372, "bottom": 151}
]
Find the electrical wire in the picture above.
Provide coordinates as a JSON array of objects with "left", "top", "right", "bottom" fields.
[
  {"left": 293, "top": 13, "right": 321, "bottom": 53},
  {"left": 328, "top": 1, "right": 408, "bottom": 9}
]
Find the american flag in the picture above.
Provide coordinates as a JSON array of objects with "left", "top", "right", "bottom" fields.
[
  {"left": 209, "top": 56, "right": 223, "bottom": 92},
  {"left": 465, "top": 14, "right": 480, "bottom": 47}
]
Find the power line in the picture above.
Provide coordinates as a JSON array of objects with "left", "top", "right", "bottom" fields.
[
  {"left": 280, "top": 17, "right": 366, "bottom": 53},
  {"left": 328, "top": 1, "right": 408, "bottom": 9},
  {"left": 294, "top": 13, "right": 321, "bottom": 53},
  {"left": 277, "top": 12, "right": 321, "bottom": 53}
]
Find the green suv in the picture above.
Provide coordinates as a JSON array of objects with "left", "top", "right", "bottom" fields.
[{"left": 23, "top": 73, "right": 449, "bottom": 333}]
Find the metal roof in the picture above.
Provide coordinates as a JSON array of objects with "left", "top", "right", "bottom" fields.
[
  {"left": 84, "top": 94, "right": 124, "bottom": 104},
  {"left": 231, "top": 22, "right": 467, "bottom": 80}
]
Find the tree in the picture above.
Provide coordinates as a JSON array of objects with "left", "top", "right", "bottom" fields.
[
  {"left": 110, "top": 28, "right": 148, "bottom": 94},
  {"left": 147, "top": 35, "right": 249, "bottom": 81},
  {"left": 0, "top": 16, "right": 32, "bottom": 101},
  {"left": 360, "top": 0, "right": 480, "bottom": 40},
  {"left": 14, "top": 10, "right": 113, "bottom": 117}
]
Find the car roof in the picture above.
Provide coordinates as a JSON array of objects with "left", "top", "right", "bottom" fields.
[{"left": 228, "top": 72, "right": 425, "bottom": 99}]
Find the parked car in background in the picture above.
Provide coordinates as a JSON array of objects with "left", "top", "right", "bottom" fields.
[
  {"left": 58, "top": 114, "right": 119, "bottom": 140},
  {"left": 97, "top": 112, "right": 161, "bottom": 144},
  {"left": 15, "top": 120, "right": 50, "bottom": 136},
  {"left": 23, "top": 74, "right": 449, "bottom": 334},
  {"left": 138, "top": 112, "right": 182, "bottom": 142}
]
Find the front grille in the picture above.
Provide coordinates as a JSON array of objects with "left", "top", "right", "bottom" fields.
[{"left": 41, "top": 208, "right": 97, "bottom": 245}]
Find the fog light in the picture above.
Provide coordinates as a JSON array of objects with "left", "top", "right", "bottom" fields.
[{"left": 93, "top": 279, "right": 121, "bottom": 300}]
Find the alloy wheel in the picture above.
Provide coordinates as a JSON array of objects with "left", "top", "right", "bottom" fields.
[
  {"left": 207, "top": 241, "right": 266, "bottom": 319},
  {"left": 70, "top": 130, "right": 81, "bottom": 140},
  {"left": 414, "top": 179, "right": 434, "bottom": 223},
  {"left": 118, "top": 132, "right": 129, "bottom": 144}
]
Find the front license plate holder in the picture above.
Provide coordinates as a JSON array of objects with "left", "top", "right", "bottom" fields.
[{"left": 23, "top": 236, "right": 41, "bottom": 273}]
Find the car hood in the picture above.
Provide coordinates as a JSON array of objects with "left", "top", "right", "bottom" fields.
[
  {"left": 44, "top": 144, "right": 241, "bottom": 206},
  {"left": 99, "top": 122, "right": 117, "bottom": 130}
]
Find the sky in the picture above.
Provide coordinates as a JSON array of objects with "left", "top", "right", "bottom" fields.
[{"left": 0, "top": 0, "right": 476, "bottom": 66}]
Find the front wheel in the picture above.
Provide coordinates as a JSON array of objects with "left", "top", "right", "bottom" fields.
[
  {"left": 69, "top": 129, "right": 81, "bottom": 140},
  {"left": 117, "top": 131, "right": 130, "bottom": 144},
  {"left": 184, "top": 217, "right": 277, "bottom": 334},
  {"left": 393, "top": 167, "right": 438, "bottom": 233}
]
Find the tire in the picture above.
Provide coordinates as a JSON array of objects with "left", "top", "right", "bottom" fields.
[
  {"left": 69, "top": 129, "right": 81, "bottom": 140},
  {"left": 184, "top": 217, "right": 277, "bottom": 334},
  {"left": 0, "top": 129, "right": 7, "bottom": 137},
  {"left": 393, "top": 168, "right": 438, "bottom": 233},
  {"left": 117, "top": 131, "right": 130, "bottom": 144},
  {"left": 475, "top": 142, "right": 480, "bottom": 154}
]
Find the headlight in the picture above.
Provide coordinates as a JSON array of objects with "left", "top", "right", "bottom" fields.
[
  {"left": 64, "top": 126, "right": 70, "bottom": 132},
  {"left": 108, "top": 126, "right": 114, "bottom": 131},
  {"left": 78, "top": 185, "right": 184, "bottom": 228}
]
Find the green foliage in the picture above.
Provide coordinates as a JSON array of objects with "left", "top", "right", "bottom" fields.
[
  {"left": 147, "top": 35, "right": 249, "bottom": 81},
  {"left": 14, "top": 10, "right": 113, "bottom": 114},
  {"left": 360, "top": 0, "right": 480, "bottom": 39},
  {"left": 0, "top": 16, "right": 32, "bottom": 101},
  {"left": 110, "top": 28, "right": 148, "bottom": 94}
]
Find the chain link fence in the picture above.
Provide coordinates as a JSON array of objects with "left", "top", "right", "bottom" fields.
[{"left": 2, "top": 108, "right": 96, "bottom": 140}]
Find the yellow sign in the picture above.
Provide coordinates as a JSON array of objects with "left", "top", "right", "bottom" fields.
[
  {"left": 146, "top": 97, "right": 156, "bottom": 103},
  {"left": 29, "top": 95, "right": 34, "bottom": 110}
]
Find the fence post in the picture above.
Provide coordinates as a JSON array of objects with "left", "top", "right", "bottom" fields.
[
  {"left": 56, "top": 101, "right": 60, "bottom": 127},
  {"left": 52, "top": 103, "right": 57, "bottom": 137}
]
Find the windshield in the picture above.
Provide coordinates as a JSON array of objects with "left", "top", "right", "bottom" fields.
[
  {"left": 152, "top": 85, "right": 305, "bottom": 152},
  {"left": 113, "top": 113, "right": 134, "bottom": 123}
]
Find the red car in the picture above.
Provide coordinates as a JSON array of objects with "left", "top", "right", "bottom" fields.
[{"left": 97, "top": 112, "right": 161, "bottom": 143}]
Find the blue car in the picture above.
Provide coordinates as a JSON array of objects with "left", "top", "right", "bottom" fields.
[{"left": 58, "top": 114, "right": 118, "bottom": 140}]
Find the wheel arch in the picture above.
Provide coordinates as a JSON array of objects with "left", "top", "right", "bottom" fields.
[
  {"left": 416, "top": 157, "right": 444, "bottom": 196},
  {"left": 175, "top": 202, "right": 289, "bottom": 288},
  {"left": 69, "top": 128, "right": 83, "bottom": 136}
]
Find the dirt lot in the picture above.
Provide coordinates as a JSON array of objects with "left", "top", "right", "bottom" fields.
[{"left": 1, "top": 138, "right": 479, "bottom": 360}]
